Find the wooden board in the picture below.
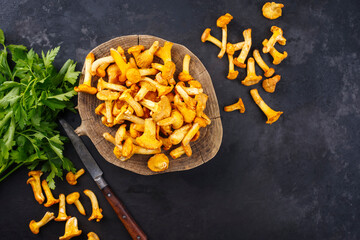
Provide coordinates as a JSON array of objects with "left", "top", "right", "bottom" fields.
[{"left": 76, "top": 35, "right": 223, "bottom": 175}]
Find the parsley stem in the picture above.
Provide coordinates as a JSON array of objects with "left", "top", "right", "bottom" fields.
[{"left": 0, "top": 162, "right": 25, "bottom": 183}]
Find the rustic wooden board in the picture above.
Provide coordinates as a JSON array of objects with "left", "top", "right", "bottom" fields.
[{"left": 76, "top": 35, "right": 223, "bottom": 175}]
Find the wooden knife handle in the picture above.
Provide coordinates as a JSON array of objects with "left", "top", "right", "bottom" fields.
[{"left": 101, "top": 186, "right": 147, "bottom": 240}]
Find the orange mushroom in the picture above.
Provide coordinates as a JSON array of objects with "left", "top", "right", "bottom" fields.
[
  {"left": 262, "top": 75, "right": 281, "bottom": 93},
  {"left": 224, "top": 98, "right": 245, "bottom": 113},
  {"left": 234, "top": 29, "right": 252, "bottom": 68},
  {"left": 250, "top": 89, "right": 283, "bottom": 124},
  {"left": 241, "top": 57, "right": 263, "bottom": 86}
]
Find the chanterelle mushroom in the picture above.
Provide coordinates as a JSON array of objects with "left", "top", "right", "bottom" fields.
[
  {"left": 262, "top": 26, "right": 286, "bottom": 53},
  {"left": 59, "top": 217, "right": 82, "bottom": 240},
  {"left": 27, "top": 170, "right": 45, "bottom": 204},
  {"left": 84, "top": 190, "right": 103, "bottom": 222},
  {"left": 234, "top": 28, "right": 252, "bottom": 68},
  {"left": 175, "top": 83, "right": 197, "bottom": 109},
  {"left": 151, "top": 61, "right": 176, "bottom": 82},
  {"left": 55, "top": 194, "right": 71, "bottom": 222},
  {"left": 66, "top": 168, "right": 85, "bottom": 185},
  {"left": 119, "top": 89, "right": 144, "bottom": 117},
  {"left": 216, "top": 13, "right": 233, "bottom": 59},
  {"left": 155, "top": 41, "right": 173, "bottom": 63},
  {"left": 141, "top": 77, "right": 174, "bottom": 97},
  {"left": 29, "top": 211, "right": 55, "bottom": 234},
  {"left": 110, "top": 48, "right": 130, "bottom": 82},
  {"left": 157, "top": 109, "right": 184, "bottom": 130},
  {"left": 97, "top": 78, "right": 127, "bottom": 92},
  {"left": 262, "top": 75, "right": 281, "bottom": 93},
  {"left": 241, "top": 57, "right": 263, "bottom": 86},
  {"left": 201, "top": 28, "right": 222, "bottom": 48},
  {"left": 168, "top": 124, "right": 192, "bottom": 145},
  {"left": 140, "top": 95, "right": 171, "bottom": 122},
  {"left": 178, "top": 54, "right": 194, "bottom": 82},
  {"left": 136, "top": 118, "right": 163, "bottom": 149},
  {"left": 87, "top": 232, "right": 100, "bottom": 240},
  {"left": 250, "top": 89, "right": 283, "bottom": 124},
  {"left": 182, "top": 117, "right": 208, "bottom": 146},
  {"left": 224, "top": 98, "right": 245, "bottom": 113},
  {"left": 74, "top": 53, "right": 97, "bottom": 94},
  {"left": 134, "top": 81, "right": 156, "bottom": 101},
  {"left": 262, "top": 2, "right": 284, "bottom": 20},
  {"left": 253, "top": 49, "right": 275, "bottom": 77},
  {"left": 42, "top": 180, "right": 60, "bottom": 207},
  {"left": 66, "top": 192, "right": 86, "bottom": 216},
  {"left": 263, "top": 39, "right": 288, "bottom": 65},
  {"left": 90, "top": 55, "right": 114, "bottom": 76},
  {"left": 174, "top": 94, "right": 196, "bottom": 123},
  {"left": 135, "top": 41, "right": 159, "bottom": 68},
  {"left": 226, "top": 43, "right": 239, "bottom": 80},
  {"left": 147, "top": 153, "right": 169, "bottom": 172}
]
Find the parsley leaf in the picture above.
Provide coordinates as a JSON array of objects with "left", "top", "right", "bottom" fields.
[{"left": 0, "top": 29, "right": 79, "bottom": 188}]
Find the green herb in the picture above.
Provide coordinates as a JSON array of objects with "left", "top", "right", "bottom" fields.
[{"left": 0, "top": 29, "right": 80, "bottom": 189}]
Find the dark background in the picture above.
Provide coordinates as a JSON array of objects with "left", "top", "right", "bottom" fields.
[{"left": 1, "top": 0, "right": 360, "bottom": 239}]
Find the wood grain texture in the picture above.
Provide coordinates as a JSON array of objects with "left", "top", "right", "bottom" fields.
[{"left": 77, "top": 35, "right": 223, "bottom": 175}]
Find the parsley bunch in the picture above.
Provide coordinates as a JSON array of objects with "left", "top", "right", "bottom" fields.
[{"left": 0, "top": 29, "right": 79, "bottom": 188}]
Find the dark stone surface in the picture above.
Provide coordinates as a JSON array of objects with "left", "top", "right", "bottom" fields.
[{"left": 0, "top": 0, "right": 359, "bottom": 239}]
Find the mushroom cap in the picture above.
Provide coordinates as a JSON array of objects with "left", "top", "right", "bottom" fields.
[
  {"left": 139, "top": 81, "right": 156, "bottom": 91},
  {"left": 178, "top": 72, "right": 194, "bottom": 82},
  {"left": 241, "top": 75, "right": 263, "bottom": 86},
  {"left": 59, "top": 217, "right": 82, "bottom": 240},
  {"left": 188, "top": 80, "right": 202, "bottom": 88},
  {"left": 97, "top": 90, "right": 120, "bottom": 101},
  {"left": 233, "top": 58, "right": 246, "bottom": 68},
  {"left": 126, "top": 68, "right": 141, "bottom": 83},
  {"left": 74, "top": 84, "right": 98, "bottom": 95},
  {"left": 194, "top": 117, "right": 208, "bottom": 127},
  {"left": 147, "top": 153, "right": 169, "bottom": 172},
  {"left": 201, "top": 28, "right": 211, "bottom": 42},
  {"left": 171, "top": 110, "right": 184, "bottom": 129},
  {"left": 66, "top": 192, "right": 80, "bottom": 204},
  {"left": 161, "top": 61, "right": 176, "bottom": 80},
  {"left": 216, "top": 13, "right": 233, "bottom": 28},
  {"left": 152, "top": 96, "right": 172, "bottom": 122},
  {"left": 136, "top": 119, "right": 163, "bottom": 149},
  {"left": 127, "top": 45, "right": 145, "bottom": 55},
  {"left": 88, "top": 232, "right": 100, "bottom": 240},
  {"left": 29, "top": 220, "right": 40, "bottom": 234},
  {"left": 66, "top": 172, "right": 77, "bottom": 185},
  {"left": 226, "top": 43, "right": 235, "bottom": 55},
  {"left": 227, "top": 70, "right": 239, "bottom": 80},
  {"left": 262, "top": 2, "right": 284, "bottom": 20}
]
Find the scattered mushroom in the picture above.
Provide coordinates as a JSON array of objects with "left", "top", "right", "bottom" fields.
[
  {"left": 262, "top": 2, "right": 284, "bottom": 20},
  {"left": 241, "top": 57, "right": 263, "bottom": 86},
  {"left": 83, "top": 189, "right": 103, "bottom": 222},
  {"left": 66, "top": 192, "right": 86, "bottom": 216},
  {"left": 263, "top": 75, "right": 281, "bottom": 93},
  {"left": 74, "top": 53, "right": 97, "bottom": 94},
  {"left": 59, "top": 217, "right": 82, "bottom": 240},
  {"left": 178, "top": 54, "right": 194, "bottom": 82},
  {"left": 88, "top": 232, "right": 100, "bottom": 240},
  {"left": 55, "top": 194, "right": 71, "bottom": 221},
  {"left": 262, "top": 26, "right": 286, "bottom": 53},
  {"left": 147, "top": 153, "right": 169, "bottom": 172},
  {"left": 27, "top": 170, "right": 45, "bottom": 204},
  {"left": 216, "top": 13, "right": 233, "bottom": 59},
  {"left": 250, "top": 89, "right": 283, "bottom": 124},
  {"left": 253, "top": 49, "right": 275, "bottom": 77},
  {"left": 29, "top": 211, "right": 55, "bottom": 234},
  {"left": 226, "top": 42, "right": 239, "bottom": 80},
  {"left": 224, "top": 98, "right": 245, "bottom": 113},
  {"left": 234, "top": 28, "right": 252, "bottom": 68},
  {"left": 42, "top": 180, "right": 60, "bottom": 207},
  {"left": 263, "top": 39, "right": 288, "bottom": 65},
  {"left": 66, "top": 168, "right": 85, "bottom": 185},
  {"left": 201, "top": 28, "right": 222, "bottom": 48}
]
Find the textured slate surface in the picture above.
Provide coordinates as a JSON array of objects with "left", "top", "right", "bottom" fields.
[{"left": 0, "top": 0, "right": 359, "bottom": 239}]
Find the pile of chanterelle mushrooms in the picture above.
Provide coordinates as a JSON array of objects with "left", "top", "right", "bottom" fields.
[
  {"left": 75, "top": 41, "right": 211, "bottom": 172},
  {"left": 201, "top": 11, "right": 287, "bottom": 124},
  {"left": 27, "top": 169, "right": 101, "bottom": 240}
]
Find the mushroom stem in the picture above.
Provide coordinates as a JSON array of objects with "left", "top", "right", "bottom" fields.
[
  {"left": 29, "top": 211, "right": 55, "bottom": 234},
  {"left": 90, "top": 56, "right": 114, "bottom": 76},
  {"left": 250, "top": 89, "right": 283, "bottom": 124},
  {"left": 263, "top": 39, "right": 288, "bottom": 65},
  {"left": 55, "top": 194, "right": 70, "bottom": 221},
  {"left": 66, "top": 192, "right": 86, "bottom": 216},
  {"left": 27, "top": 171, "right": 45, "bottom": 204},
  {"left": 42, "top": 180, "right": 60, "bottom": 207},
  {"left": 241, "top": 57, "right": 263, "bottom": 86},
  {"left": 59, "top": 217, "right": 82, "bottom": 240},
  {"left": 170, "top": 146, "right": 186, "bottom": 159},
  {"left": 234, "top": 28, "right": 252, "bottom": 68},
  {"left": 84, "top": 190, "right": 103, "bottom": 222},
  {"left": 263, "top": 26, "right": 286, "bottom": 53},
  {"left": 201, "top": 28, "right": 222, "bottom": 48},
  {"left": 253, "top": 49, "right": 275, "bottom": 77},
  {"left": 218, "top": 26, "right": 227, "bottom": 58},
  {"left": 119, "top": 90, "right": 144, "bottom": 117}
]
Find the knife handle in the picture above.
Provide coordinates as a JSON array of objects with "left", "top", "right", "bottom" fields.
[{"left": 102, "top": 186, "right": 147, "bottom": 240}]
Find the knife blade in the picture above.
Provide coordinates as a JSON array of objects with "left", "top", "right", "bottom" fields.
[{"left": 59, "top": 119, "right": 147, "bottom": 240}]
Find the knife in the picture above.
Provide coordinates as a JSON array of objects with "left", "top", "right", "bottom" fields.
[{"left": 59, "top": 119, "right": 147, "bottom": 240}]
